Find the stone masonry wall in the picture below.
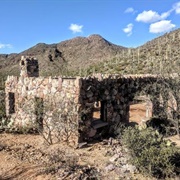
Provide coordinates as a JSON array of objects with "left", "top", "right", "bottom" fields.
[
  {"left": 20, "top": 56, "right": 39, "bottom": 77},
  {"left": 78, "top": 74, "right": 160, "bottom": 140},
  {"left": 5, "top": 76, "right": 81, "bottom": 145},
  {"left": 6, "top": 66, "right": 175, "bottom": 144}
]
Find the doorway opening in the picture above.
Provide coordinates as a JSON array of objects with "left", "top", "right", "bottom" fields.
[{"left": 92, "top": 101, "right": 108, "bottom": 129}]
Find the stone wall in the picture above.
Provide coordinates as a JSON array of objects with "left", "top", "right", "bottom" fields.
[
  {"left": 5, "top": 73, "right": 166, "bottom": 143},
  {"left": 20, "top": 56, "right": 39, "bottom": 77},
  {"left": 77, "top": 74, "right": 160, "bottom": 140},
  {"left": 5, "top": 75, "right": 81, "bottom": 145},
  {"left": 5, "top": 56, "right": 176, "bottom": 144}
]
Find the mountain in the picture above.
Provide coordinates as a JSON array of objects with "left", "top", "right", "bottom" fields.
[
  {"left": 0, "top": 29, "right": 180, "bottom": 78},
  {"left": 85, "top": 29, "right": 180, "bottom": 74},
  {"left": 0, "top": 34, "right": 126, "bottom": 77}
]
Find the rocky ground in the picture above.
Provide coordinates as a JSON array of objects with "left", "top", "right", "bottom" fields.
[
  {"left": 0, "top": 133, "right": 141, "bottom": 180},
  {"left": 0, "top": 103, "right": 179, "bottom": 180}
]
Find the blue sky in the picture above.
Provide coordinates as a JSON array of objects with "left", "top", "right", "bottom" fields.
[{"left": 0, "top": 0, "right": 180, "bottom": 54}]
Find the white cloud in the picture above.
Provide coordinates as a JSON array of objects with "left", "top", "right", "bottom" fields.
[
  {"left": 173, "top": 1, "right": 180, "bottom": 14},
  {"left": 125, "top": 7, "right": 134, "bottom": 13},
  {"left": 136, "top": 10, "right": 171, "bottom": 23},
  {"left": 160, "top": 10, "right": 172, "bottom": 19},
  {"left": 69, "top": 23, "right": 83, "bottom": 33},
  {"left": 123, "top": 23, "right": 133, "bottom": 36},
  {"left": 0, "top": 43, "right": 12, "bottom": 49},
  {"left": 149, "top": 20, "right": 176, "bottom": 33}
]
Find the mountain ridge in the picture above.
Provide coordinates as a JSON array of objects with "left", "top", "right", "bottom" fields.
[{"left": 0, "top": 29, "right": 180, "bottom": 77}]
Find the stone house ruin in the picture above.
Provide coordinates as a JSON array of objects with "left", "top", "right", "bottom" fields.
[{"left": 5, "top": 56, "right": 173, "bottom": 145}]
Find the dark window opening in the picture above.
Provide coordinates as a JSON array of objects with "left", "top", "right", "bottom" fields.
[
  {"left": 26, "top": 63, "right": 39, "bottom": 77},
  {"left": 100, "top": 101, "right": 107, "bottom": 122},
  {"left": 35, "top": 97, "right": 44, "bottom": 131},
  {"left": 21, "top": 60, "right": 25, "bottom": 65},
  {"left": 9, "top": 92, "right": 15, "bottom": 114}
]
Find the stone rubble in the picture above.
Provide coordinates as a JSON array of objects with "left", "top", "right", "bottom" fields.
[{"left": 105, "top": 138, "right": 137, "bottom": 178}]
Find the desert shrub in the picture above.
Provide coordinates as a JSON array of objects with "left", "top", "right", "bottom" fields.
[
  {"left": 40, "top": 103, "right": 79, "bottom": 145},
  {"left": 122, "top": 126, "right": 180, "bottom": 178},
  {"left": 146, "top": 117, "right": 177, "bottom": 137},
  {"left": 43, "top": 148, "right": 101, "bottom": 179},
  {"left": 109, "top": 122, "right": 127, "bottom": 137}
]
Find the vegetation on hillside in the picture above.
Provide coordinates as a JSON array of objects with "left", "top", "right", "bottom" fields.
[{"left": 0, "top": 29, "right": 180, "bottom": 78}]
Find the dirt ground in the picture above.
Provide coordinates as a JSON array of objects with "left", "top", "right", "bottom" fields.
[
  {"left": 0, "top": 133, "right": 123, "bottom": 180},
  {"left": 0, "top": 103, "right": 179, "bottom": 179},
  {"left": 129, "top": 102, "right": 151, "bottom": 123}
]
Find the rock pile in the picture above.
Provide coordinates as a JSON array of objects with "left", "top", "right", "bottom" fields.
[{"left": 104, "top": 138, "right": 137, "bottom": 179}]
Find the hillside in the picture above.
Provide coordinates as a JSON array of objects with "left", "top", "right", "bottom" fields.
[
  {"left": 0, "top": 34, "right": 126, "bottom": 77},
  {"left": 0, "top": 29, "right": 180, "bottom": 78},
  {"left": 88, "top": 29, "right": 180, "bottom": 75}
]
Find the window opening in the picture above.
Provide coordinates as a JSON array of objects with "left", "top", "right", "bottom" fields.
[
  {"left": 9, "top": 92, "right": 15, "bottom": 114},
  {"left": 92, "top": 101, "right": 108, "bottom": 129},
  {"left": 21, "top": 60, "right": 25, "bottom": 65},
  {"left": 129, "top": 96, "right": 152, "bottom": 124},
  {"left": 93, "top": 101, "right": 101, "bottom": 119},
  {"left": 35, "top": 97, "right": 44, "bottom": 131}
]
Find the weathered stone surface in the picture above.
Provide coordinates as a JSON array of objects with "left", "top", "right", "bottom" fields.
[
  {"left": 105, "top": 164, "right": 115, "bottom": 172},
  {"left": 5, "top": 56, "right": 172, "bottom": 145},
  {"left": 121, "top": 164, "right": 137, "bottom": 173},
  {"left": 86, "top": 91, "right": 93, "bottom": 98},
  {"left": 109, "top": 154, "right": 120, "bottom": 162}
]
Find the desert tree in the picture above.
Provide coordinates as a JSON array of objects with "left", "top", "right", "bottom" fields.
[{"left": 32, "top": 91, "right": 79, "bottom": 145}]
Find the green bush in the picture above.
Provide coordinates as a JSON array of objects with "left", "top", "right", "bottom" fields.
[
  {"left": 122, "top": 126, "right": 180, "bottom": 178},
  {"left": 146, "top": 117, "right": 177, "bottom": 137}
]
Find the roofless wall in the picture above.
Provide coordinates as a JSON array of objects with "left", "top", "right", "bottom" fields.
[{"left": 5, "top": 56, "right": 175, "bottom": 146}]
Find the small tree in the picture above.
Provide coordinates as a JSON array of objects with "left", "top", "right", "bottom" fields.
[
  {"left": 36, "top": 95, "right": 79, "bottom": 146},
  {"left": 41, "top": 108, "right": 79, "bottom": 145}
]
